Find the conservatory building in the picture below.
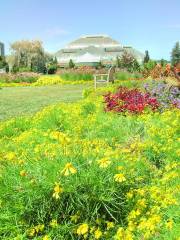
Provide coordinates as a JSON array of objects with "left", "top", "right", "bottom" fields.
[
  {"left": 0, "top": 42, "right": 5, "bottom": 57},
  {"left": 55, "top": 35, "right": 144, "bottom": 67}
]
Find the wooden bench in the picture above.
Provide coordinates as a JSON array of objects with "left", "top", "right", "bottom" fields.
[{"left": 94, "top": 66, "right": 115, "bottom": 89}]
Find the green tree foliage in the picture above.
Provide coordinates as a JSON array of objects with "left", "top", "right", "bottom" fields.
[
  {"left": 171, "top": 41, "right": 180, "bottom": 66},
  {"left": 0, "top": 56, "right": 9, "bottom": 72},
  {"left": 54, "top": 56, "right": 58, "bottom": 65},
  {"left": 10, "top": 40, "right": 47, "bottom": 73},
  {"left": 69, "top": 59, "right": 75, "bottom": 68},
  {"left": 143, "top": 60, "right": 157, "bottom": 71},
  {"left": 116, "top": 56, "right": 121, "bottom": 68},
  {"left": 143, "top": 50, "right": 150, "bottom": 63},
  {"left": 47, "top": 57, "right": 58, "bottom": 74},
  {"left": 160, "top": 59, "right": 168, "bottom": 67},
  {"left": 119, "top": 51, "right": 140, "bottom": 72}
]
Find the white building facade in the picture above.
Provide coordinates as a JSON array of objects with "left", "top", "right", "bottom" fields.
[{"left": 56, "top": 35, "right": 144, "bottom": 67}]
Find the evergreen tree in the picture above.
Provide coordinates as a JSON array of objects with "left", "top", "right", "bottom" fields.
[
  {"left": 69, "top": 59, "right": 75, "bottom": 68},
  {"left": 171, "top": 42, "right": 180, "bottom": 66},
  {"left": 160, "top": 58, "right": 168, "bottom": 67},
  {"left": 53, "top": 56, "right": 58, "bottom": 64},
  {"left": 116, "top": 56, "right": 121, "bottom": 68},
  {"left": 143, "top": 50, "right": 150, "bottom": 63}
]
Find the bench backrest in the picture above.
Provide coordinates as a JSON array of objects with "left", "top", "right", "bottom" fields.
[{"left": 107, "top": 66, "right": 115, "bottom": 82}]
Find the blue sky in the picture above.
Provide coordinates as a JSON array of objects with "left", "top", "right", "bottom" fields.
[{"left": 0, "top": 0, "right": 179, "bottom": 60}]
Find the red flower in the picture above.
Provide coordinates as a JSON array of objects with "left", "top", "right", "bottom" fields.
[{"left": 104, "top": 87, "right": 159, "bottom": 114}]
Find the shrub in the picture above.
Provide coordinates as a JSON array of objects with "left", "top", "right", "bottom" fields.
[
  {"left": 118, "top": 51, "right": 141, "bottom": 72},
  {"left": 115, "top": 72, "right": 130, "bottom": 81},
  {"left": 115, "top": 71, "right": 143, "bottom": 81},
  {"left": 60, "top": 72, "right": 93, "bottom": 81},
  {"left": 47, "top": 65, "right": 57, "bottom": 74},
  {"left": 69, "top": 59, "right": 75, "bottom": 68},
  {"left": 33, "top": 75, "right": 63, "bottom": 85},
  {"left": 0, "top": 72, "right": 40, "bottom": 84},
  {"left": 18, "top": 67, "right": 32, "bottom": 72},
  {"left": 104, "top": 87, "right": 159, "bottom": 114},
  {"left": 144, "top": 80, "right": 180, "bottom": 109}
]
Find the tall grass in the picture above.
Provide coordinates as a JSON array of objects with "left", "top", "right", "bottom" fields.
[
  {"left": 60, "top": 73, "right": 93, "bottom": 81},
  {"left": 115, "top": 71, "right": 143, "bottom": 81}
]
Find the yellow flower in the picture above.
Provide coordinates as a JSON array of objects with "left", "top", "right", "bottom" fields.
[
  {"left": 115, "top": 227, "right": 133, "bottom": 240},
  {"left": 27, "top": 228, "right": 35, "bottom": 237},
  {"left": 77, "top": 223, "right": 89, "bottom": 236},
  {"left": 94, "top": 228, "right": 102, "bottom": 239},
  {"left": 165, "top": 219, "right": 173, "bottom": 230},
  {"left": 128, "top": 209, "right": 141, "bottom": 220},
  {"left": 42, "top": 235, "right": 51, "bottom": 240},
  {"left": 117, "top": 166, "right": 124, "bottom": 171},
  {"left": 114, "top": 173, "right": 126, "bottom": 183},
  {"left": 126, "top": 192, "right": 133, "bottom": 199},
  {"left": 106, "top": 221, "right": 115, "bottom": 230},
  {"left": 20, "top": 170, "right": 27, "bottom": 177},
  {"left": 61, "top": 162, "right": 77, "bottom": 176},
  {"left": 18, "top": 160, "right": 25, "bottom": 165},
  {"left": 35, "top": 224, "right": 44, "bottom": 233},
  {"left": 5, "top": 152, "right": 16, "bottom": 161},
  {"left": 49, "top": 219, "right": 58, "bottom": 228},
  {"left": 97, "top": 158, "right": 111, "bottom": 168},
  {"left": 137, "top": 199, "right": 146, "bottom": 208},
  {"left": 52, "top": 182, "right": 63, "bottom": 199}
]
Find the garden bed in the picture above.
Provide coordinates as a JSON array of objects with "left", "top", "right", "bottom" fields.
[{"left": 0, "top": 81, "right": 179, "bottom": 239}]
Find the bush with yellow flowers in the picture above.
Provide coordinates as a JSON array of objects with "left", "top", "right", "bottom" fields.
[
  {"left": 32, "top": 75, "right": 92, "bottom": 86},
  {"left": 0, "top": 82, "right": 179, "bottom": 239}
]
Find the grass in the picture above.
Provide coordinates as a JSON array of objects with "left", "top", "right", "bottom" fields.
[{"left": 0, "top": 84, "right": 90, "bottom": 121}]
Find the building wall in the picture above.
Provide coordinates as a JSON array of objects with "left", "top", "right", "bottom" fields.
[
  {"left": 56, "top": 35, "right": 144, "bottom": 67},
  {"left": 0, "top": 42, "right": 5, "bottom": 57}
]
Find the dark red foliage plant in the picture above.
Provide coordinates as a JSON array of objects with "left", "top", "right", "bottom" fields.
[{"left": 104, "top": 87, "right": 159, "bottom": 114}]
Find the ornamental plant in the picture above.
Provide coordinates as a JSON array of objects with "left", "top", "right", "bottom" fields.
[
  {"left": 144, "top": 80, "right": 180, "bottom": 109},
  {"left": 104, "top": 87, "right": 159, "bottom": 114}
]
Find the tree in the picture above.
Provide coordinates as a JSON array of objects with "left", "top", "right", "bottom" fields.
[
  {"left": 120, "top": 51, "right": 140, "bottom": 72},
  {"left": 69, "top": 59, "right": 75, "bottom": 68},
  {"left": 143, "top": 50, "right": 150, "bottom": 63},
  {"left": 0, "top": 56, "right": 9, "bottom": 72},
  {"left": 10, "top": 40, "right": 47, "bottom": 73},
  {"left": 160, "top": 58, "right": 168, "bottom": 67},
  {"left": 54, "top": 56, "right": 58, "bottom": 65},
  {"left": 171, "top": 42, "right": 180, "bottom": 66},
  {"left": 116, "top": 56, "right": 121, "bottom": 68},
  {"left": 47, "top": 57, "right": 58, "bottom": 74}
]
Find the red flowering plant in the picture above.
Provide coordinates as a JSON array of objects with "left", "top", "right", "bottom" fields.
[{"left": 104, "top": 87, "right": 159, "bottom": 114}]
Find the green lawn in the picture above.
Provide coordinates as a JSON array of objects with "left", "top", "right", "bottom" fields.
[{"left": 0, "top": 84, "right": 90, "bottom": 121}]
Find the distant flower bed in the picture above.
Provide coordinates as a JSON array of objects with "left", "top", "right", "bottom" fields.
[
  {"left": 104, "top": 87, "right": 159, "bottom": 114},
  {"left": 57, "top": 66, "right": 95, "bottom": 75},
  {"left": 144, "top": 80, "right": 180, "bottom": 109},
  {"left": 0, "top": 72, "right": 40, "bottom": 84},
  {"left": 33, "top": 75, "right": 92, "bottom": 86}
]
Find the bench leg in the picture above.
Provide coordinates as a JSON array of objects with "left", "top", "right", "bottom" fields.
[{"left": 94, "top": 76, "right": 97, "bottom": 89}]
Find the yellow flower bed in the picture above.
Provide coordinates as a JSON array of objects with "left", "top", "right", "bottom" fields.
[
  {"left": 33, "top": 75, "right": 92, "bottom": 86},
  {"left": 0, "top": 86, "right": 179, "bottom": 239}
]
